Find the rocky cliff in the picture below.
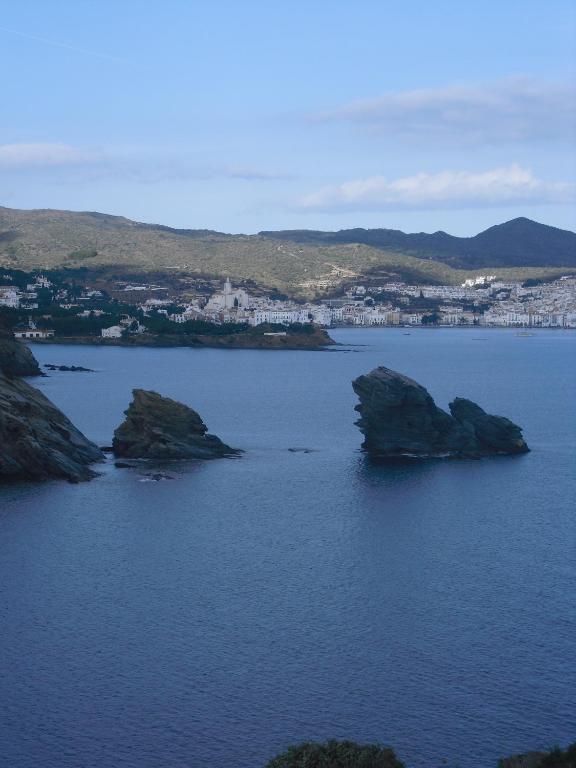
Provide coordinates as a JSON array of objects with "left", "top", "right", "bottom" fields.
[
  {"left": 352, "top": 366, "right": 529, "bottom": 459},
  {"left": 113, "top": 389, "right": 240, "bottom": 459},
  {"left": 0, "top": 325, "right": 41, "bottom": 377},
  {"left": 0, "top": 372, "right": 104, "bottom": 481}
]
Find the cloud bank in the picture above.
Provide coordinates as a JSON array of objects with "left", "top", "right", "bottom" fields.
[
  {"left": 317, "top": 78, "right": 576, "bottom": 143},
  {"left": 298, "top": 165, "right": 575, "bottom": 212}
]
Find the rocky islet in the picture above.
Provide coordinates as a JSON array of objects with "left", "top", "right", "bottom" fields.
[
  {"left": 352, "top": 366, "right": 529, "bottom": 459},
  {"left": 112, "top": 389, "right": 240, "bottom": 460}
]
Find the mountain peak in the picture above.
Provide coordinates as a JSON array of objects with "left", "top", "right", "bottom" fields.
[{"left": 259, "top": 217, "right": 575, "bottom": 268}]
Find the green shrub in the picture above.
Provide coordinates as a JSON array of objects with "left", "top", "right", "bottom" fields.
[
  {"left": 265, "top": 739, "right": 405, "bottom": 768},
  {"left": 540, "top": 743, "right": 576, "bottom": 767}
]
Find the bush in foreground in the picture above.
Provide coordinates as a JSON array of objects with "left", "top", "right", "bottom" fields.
[
  {"left": 265, "top": 740, "right": 405, "bottom": 768},
  {"left": 540, "top": 744, "right": 576, "bottom": 767},
  {"left": 498, "top": 744, "right": 576, "bottom": 768}
]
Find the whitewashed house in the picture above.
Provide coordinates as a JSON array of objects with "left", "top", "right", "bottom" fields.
[
  {"left": 0, "top": 287, "right": 21, "bottom": 308},
  {"left": 101, "top": 325, "right": 123, "bottom": 338}
]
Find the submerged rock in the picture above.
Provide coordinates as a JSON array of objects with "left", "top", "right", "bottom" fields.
[
  {"left": 0, "top": 372, "right": 105, "bottom": 482},
  {"left": 352, "top": 366, "right": 529, "bottom": 459},
  {"left": 139, "top": 472, "right": 176, "bottom": 482},
  {"left": 0, "top": 326, "right": 42, "bottom": 377},
  {"left": 113, "top": 389, "right": 240, "bottom": 460}
]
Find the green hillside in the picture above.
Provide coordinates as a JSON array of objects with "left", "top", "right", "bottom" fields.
[{"left": 0, "top": 207, "right": 570, "bottom": 297}]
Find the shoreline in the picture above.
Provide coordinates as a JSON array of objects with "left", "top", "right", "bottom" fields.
[{"left": 28, "top": 328, "right": 336, "bottom": 351}]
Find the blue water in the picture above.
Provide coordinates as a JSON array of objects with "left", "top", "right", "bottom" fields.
[{"left": 0, "top": 328, "right": 574, "bottom": 768}]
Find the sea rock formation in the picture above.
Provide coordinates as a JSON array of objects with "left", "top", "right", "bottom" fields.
[
  {"left": 449, "top": 397, "right": 529, "bottom": 456},
  {"left": 352, "top": 366, "right": 529, "bottom": 459},
  {"left": 113, "top": 389, "right": 239, "bottom": 460},
  {"left": 0, "top": 372, "right": 105, "bottom": 481},
  {"left": 0, "top": 325, "right": 42, "bottom": 377}
]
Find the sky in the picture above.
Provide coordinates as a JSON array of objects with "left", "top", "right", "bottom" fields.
[{"left": 1, "top": 0, "right": 575, "bottom": 235}]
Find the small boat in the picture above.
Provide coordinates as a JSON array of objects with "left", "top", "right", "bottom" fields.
[{"left": 516, "top": 331, "right": 535, "bottom": 337}]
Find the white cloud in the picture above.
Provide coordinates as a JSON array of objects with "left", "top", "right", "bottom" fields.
[
  {"left": 0, "top": 143, "right": 96, "bottom": 168},
  {"left": 316, "top": 78, "right": 576, "bottom": 143},
  {"left": 298, "top": 165, "right": 576, "bottom": 212}
]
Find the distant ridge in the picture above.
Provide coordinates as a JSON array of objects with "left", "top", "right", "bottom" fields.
[
  {"left": 0, "top": 207, "right": 573, "bottom": 296},
  {"left": 259, "top": 217, "right": 576, "bottom": 268}
]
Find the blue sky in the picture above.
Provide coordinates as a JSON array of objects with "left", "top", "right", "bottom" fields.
[{"left": 1, "top": 0, "right": 575, "bottom": 234}]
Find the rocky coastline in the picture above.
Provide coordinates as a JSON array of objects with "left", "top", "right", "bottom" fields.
[
  {"left": 0, "top": 372, "right": 104, "bottom": 482},
  {"left": 0, "top": 324, "right": 42, "bottom": 377},
  {"left": 0, "top": 330, "right": 104, "bottom": 482},
  {"left": 27, "top": 326, "right": 335, "bottom": 350}
]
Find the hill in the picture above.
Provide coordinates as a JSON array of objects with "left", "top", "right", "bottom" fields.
[
  {"left": 259, "top": 217, "right": 576, "bottom": 268},
  {"left": 0, "top": 207, "right": 572, "bottom": 297}
]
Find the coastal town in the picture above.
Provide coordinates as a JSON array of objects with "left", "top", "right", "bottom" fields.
[{"left": 1, "top": 270, "right": 575, "bottom": 340}]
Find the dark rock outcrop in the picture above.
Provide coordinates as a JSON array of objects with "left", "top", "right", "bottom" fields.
[
  {"left": 449, "top": 397, "right": 529, "bottom": 456},
  {"left": 352, "top": 366, "right": 529, "bottom": 459},
  {"left": 44, "top": 363, "right": 93, "bottom": 372},
  {"left": 113, "top": 389, "right": 239, "bottom": 460},
  {"left": 0, "top": 372, "right": 105, "bottom": 481},
  {"left": 0, "top": 326, "right": 42, "bottom": 377}
]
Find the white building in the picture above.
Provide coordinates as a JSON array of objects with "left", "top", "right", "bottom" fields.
[
  {"left": 101, "top": 325, "right": 123, "bottom": 338},
  {"left": 204, "top": 278, "right": 250, "bottom": 312},
  {"left": 0, "top": 287, "right": 21, "bottom": 308},
  {"left": 462, "top": 275, "right": 496, "bottom": 288},
  {"left": 77, "top": 309, "right": 107, "bottom": 318},
  {"left": 14, "top": 321, "right": 54, "bottom": 340}
]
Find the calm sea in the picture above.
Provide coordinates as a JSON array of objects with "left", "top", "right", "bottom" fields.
[{"left": 0, "top": 328, "right": 574, "bottom": 768}]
